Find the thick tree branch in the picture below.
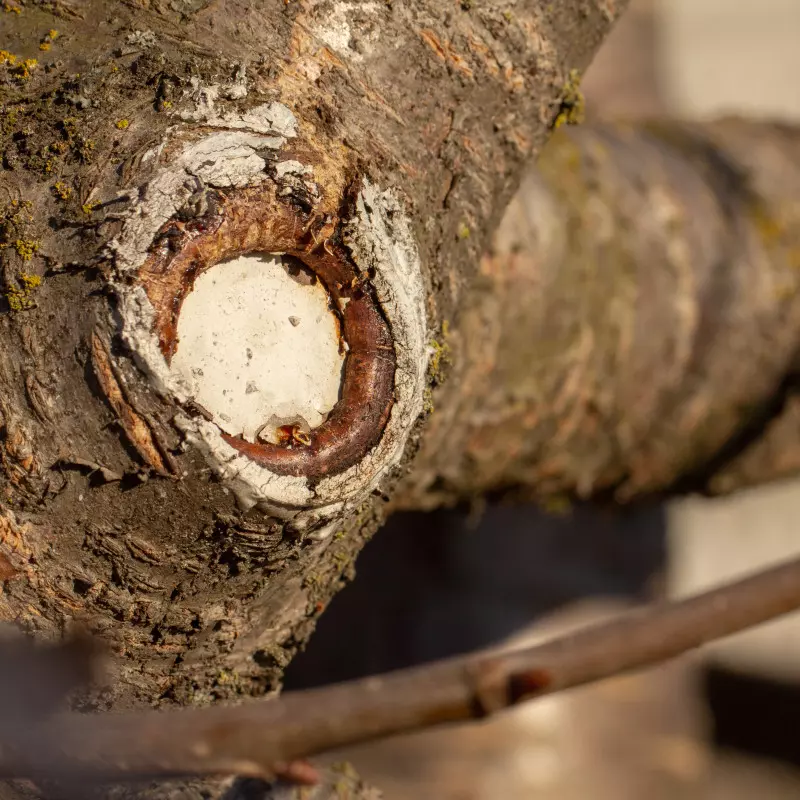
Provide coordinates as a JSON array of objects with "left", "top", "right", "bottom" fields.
[
  {"left": 401, "top": 119, "right": 800, "bottom": 509},
  {"left": 0, "top": 0, "right": 627, "bottom": 709},
  {"left": 3, "top": 555, "right": 800, "bottom": 785}
]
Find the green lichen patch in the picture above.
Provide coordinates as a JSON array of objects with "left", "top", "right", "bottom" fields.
[
  {"left": 553, "top": 68, "right": 584, "bottom": 129},
  {"left": 428, "top": 319, "right": 452, "bottom": 379},
  {"left": 424, "top": 320, "right": 453, "bottom": 413}
]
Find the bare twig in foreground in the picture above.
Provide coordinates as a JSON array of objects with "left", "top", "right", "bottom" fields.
[{"left": 5, "top": 555, "right": 800, "bottom": 783}]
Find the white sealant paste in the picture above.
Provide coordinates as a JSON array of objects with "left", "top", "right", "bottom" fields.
[
  {"left": 171, "top": 254, "right": 345, "bottom": 443},
  {"left": 112, "top": 101, "right": 428, "bottom": 525}
]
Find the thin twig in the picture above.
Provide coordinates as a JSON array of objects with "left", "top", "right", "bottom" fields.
[{"left": 5, "top": 555, "right": 800, "bottom": 783}]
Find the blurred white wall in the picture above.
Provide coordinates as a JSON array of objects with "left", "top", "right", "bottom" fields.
[
  {"left": 661, "top": 0, "right": 800, "bottom": 680},
  {"left": 660, "top": 0, "right": 800, "bottom": 120}
]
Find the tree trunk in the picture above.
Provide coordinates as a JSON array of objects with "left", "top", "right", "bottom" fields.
[{"left": 0, "top": 0, "right": 627, "bottom": 711}]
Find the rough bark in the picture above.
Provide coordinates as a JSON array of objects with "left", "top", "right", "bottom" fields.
[
  {"left": 397, "top": 118, "right": 800, "bottom": 509},
  {"left": 0, "top": 0, "right": 626, "bottom": 712}
]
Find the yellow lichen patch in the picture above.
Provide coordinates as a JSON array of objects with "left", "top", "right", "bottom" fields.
[
  {"left": 0, "top": 51, "right": 39, "bottom": 80},
  {"left": 423, "top": 386, "right": 435, "bottom": 414},
  {"left": 423, "top": 321, "right": 452, "bottom": 409},
  {"left": 0, "top": 199, "right": 33, "bottom": 251},
  {"left": 20, "top": 273, "right": 41, "bottom": 291},
  {"left": 12, "top": 59, "right": 38, "bottom": 81},
  {"left": 14, "top": 239, "right": 39, "bottom": 261},
  {"left": 39, "top": 31, "right": 59, "bottom": 52},
  {"left": 39, "top": 28, "right": 59, "bottom": 50},
  {"left": 2, "top": 1, "right": 21, "bottom": 13},
  {"left": 553, "top": 69, "right": 585, "bottom": 129},
  {"left": 115, "top": 118, "right": 130, "bottom": 130},
  {"left": 1, "top": 200, "right": 41, "bottom": 311},
  {"left": 5, "top": 274, "right": 40, "bottom": 312},
  {"left": 52, "top": 181, "right": 73, "bottom": 201}
]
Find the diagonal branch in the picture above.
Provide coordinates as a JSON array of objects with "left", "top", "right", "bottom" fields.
[{"left": 4, "top": 554, "right": 800, "bottom": 784}]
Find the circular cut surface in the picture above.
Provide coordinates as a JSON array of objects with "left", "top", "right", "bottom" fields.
[{"left": 171, "top": 254, "right": 345, "bottom": 443}]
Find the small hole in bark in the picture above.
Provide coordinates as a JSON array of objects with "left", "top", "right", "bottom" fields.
[
  {"left": 252, "top": 649, "right": 276, "bottom": 668},
  {"left": 72, "top": 578, "right": 92, "bottom": 596}
]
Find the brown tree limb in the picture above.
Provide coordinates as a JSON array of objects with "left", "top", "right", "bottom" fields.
[
  {"left": 401, "top": 118, "right": 800, "bottom": 509},
  {"left": 3, "top": 554, "right": 800, "bottom": 785}
]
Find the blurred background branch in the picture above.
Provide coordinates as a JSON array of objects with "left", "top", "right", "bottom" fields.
[{"left": 3, "top": 557, "right": 800, "bottom": 791}]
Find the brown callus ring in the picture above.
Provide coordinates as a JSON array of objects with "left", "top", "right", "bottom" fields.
[{"left": 137, "top": 184, "right": 395, "bottom": 482}]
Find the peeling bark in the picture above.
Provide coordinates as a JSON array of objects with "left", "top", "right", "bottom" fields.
[{"left": 0, "top": 0, "right": 626, "bottom": 714}]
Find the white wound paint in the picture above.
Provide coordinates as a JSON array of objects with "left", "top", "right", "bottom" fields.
[
  {"left": 111, "top": 100, "right": 428, "bottom": 522},
  {"left": 171, "top": 254, "right": 344, "bottom": 443},
  {"left": 110, "top": 127, "right": 290, "bottom": 278},
  {"left": 179, "top": 77, "right": 297, "bottom": 138}
]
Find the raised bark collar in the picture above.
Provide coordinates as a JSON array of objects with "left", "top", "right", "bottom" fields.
[{"left": 108, "top": 102, "right": 428, "bottom": 526}]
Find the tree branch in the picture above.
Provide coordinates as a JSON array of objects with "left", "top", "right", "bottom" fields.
[
  {"left": 4, "top": 554, "right": 800, "bottom": 785},
  {"left": 401, "top": 119, "right": 800, "bottom": 510}
]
